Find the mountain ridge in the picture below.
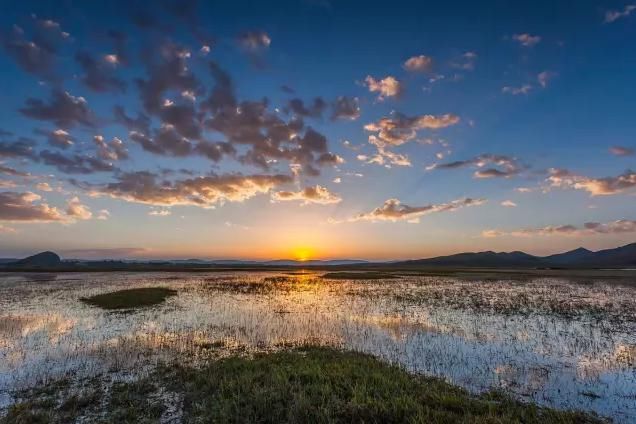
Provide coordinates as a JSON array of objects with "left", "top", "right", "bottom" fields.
[
  {"left": 392, "top": 243, "right": 636, "bottom": 268},
  {"left": 2, "top": 242, "right": 635, "bottom": 269}
]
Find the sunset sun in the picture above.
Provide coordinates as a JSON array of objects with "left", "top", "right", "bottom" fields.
[{"left": 293, "top": 247, "right": 314, "bottom": 262}]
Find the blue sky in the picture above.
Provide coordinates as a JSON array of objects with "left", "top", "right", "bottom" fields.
[{"left": 0, "top": 0, "right": 635, "bottom": 260}]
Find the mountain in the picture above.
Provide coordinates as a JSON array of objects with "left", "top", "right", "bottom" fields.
[
  {"left": 2, "top": 243, "right": 635, "bottom": 270},
  {"left": 583, "top": 243, "right": 636, "bottom": 267},
  {"left": 542, "top": 247, "right": 594, "bottom": 265},
  {"left": 396, "top": 251, "right": 542, "bottom": 267},
  {"left": 393, "top": 243, "right": 636, "bottom": 268},
  {"left": 10, "top": 251, "right": 62, "bottom": 268}
]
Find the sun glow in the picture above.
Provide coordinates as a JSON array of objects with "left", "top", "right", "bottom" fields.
[{"left": 293, "top": 247, "right": 314, "bottom": 262}]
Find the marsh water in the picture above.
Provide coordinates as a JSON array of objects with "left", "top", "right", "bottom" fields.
[{"left": 0, "top": 271, "right": 635, "bottom": 422}]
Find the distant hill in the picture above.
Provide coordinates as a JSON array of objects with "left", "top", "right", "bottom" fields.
[
  {"left": 10, "top": 251, "right": 62, "bottom": 268},
  {"left": 396, "top": 251, "right": 542, "bottom": 268},
  {"left": 542, "top": 247, "right": 594, "bottom": 266},
  {"left": 2, "top": 243, "right": 635, "bottom": 270},
  {"left": 392, "top": 243, "right": 636, "bottom": 268}
]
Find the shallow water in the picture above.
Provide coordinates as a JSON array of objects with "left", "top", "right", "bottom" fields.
[{"left": 0, "top": 271, "right": 635, "bottom": 422}]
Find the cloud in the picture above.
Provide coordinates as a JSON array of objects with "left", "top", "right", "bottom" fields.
[
  {"left": 609, "top": 146, "right": 634, "bottom": 157},
  {"left": 1, "top": 17, "right": 70, "bottom": 81},
  {"left": 364, "top": 113, "right": 460, "bottom": 146},
  {"left": 537, "top": 71, "right": 557, "bottom": 88},
  {"left": 113, "top": 106, "right": 151, "bottom": 134},
  {"left": 39, "top": 150, "right": 115, "bottom": 174},
  {"left": 547, "top": 168, "right": 636, "bottom": 195},
  {"left": 75, "top": 51, "right": 126, "bottom": 93},
  {"left": 20, "top": 90, "right": 95, "bottom": 129},
  {"left": 0, "top": 138, "right": 38, "bottom": 160},
  {"left": 93, "top": 135, "right": 128, "bottom": 161},
  {"left": 272, "top": 185, "right": 342, "bottom": 205},
  {"left": 429, "top": 154, "right": 522, "bottom": 178},
  {"left": 358, "top": 143, "right": 412, "bottom": 167},
  {"left": 340, "top": 197, "right": 485, "bottom": 223},
  {"left": 149, "top": 209, "right": 171, "bottom": 216},
  {"left": 0, "top": 165, "right": 29, "bottom": 177},
  {"left": 35, "top": 182, "right": 53, "bottom": 192},
  {"left": 481, "top": 229, "right": 504, "bottom": 238},
  {"left": 512, "top": 33, "right": 541, "bottom": 47},
  {"left": 483, "top": 219, "right": 636, "bottom": 238},
  {"left": 135, "top": 42, "right": 200, "bottom": 115},
  {"left": 237, "top": 31, "right": 271, "bottom": 50},
  {"left": 604, "top": 5, "right": 636, "bottom": 23},
  {"left": 331, "top": 96, "right": 360, "bottom": 120},
  {"left": 403, "top": 55, "right": 433, "bottom": 72},
  {"left": 363, "top": 113, "right": 459, "bottom": 166},
  {"left": 501, "top": 200, "right": 517, "bottom": 207},
  {"left": 287, "top": 97, "right": 327, "bottom": 118},
  {"left": 96, "top": 209, "right": 110, "bottom": 220},
  {"left": 35, "top": 128, "right": 74, "bottom": 149},
  {"left": 451, "top": 51, "right": 477, "bottom": 71},
  {"left": 0, "top": 191, "right": 64, "bottom": 222},
  {"left": 61, "top": 247, "right": 148, "bottom": 259},
  {"left": 502, "top": 85, "right": 532, "bottom": 95},
  {"left": 126, "top": 55, "right": 339, "bottom": 176},
  {"left": 66, "top": 196, "right": 92, "bottom": 220},
  {"left": 84, "top": 171, "right": 293, "bottom": 207},
  {"left": 364, "top": 75, "right": 402, "bottom": 100}
]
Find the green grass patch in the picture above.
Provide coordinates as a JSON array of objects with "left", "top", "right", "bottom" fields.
[
  {"left": 160, "top": 347, "right": 602, "bottom": 423},
  {"left": 81, "top": 287, "right": 177, "bottom": 310},
  {"left": 322, "top": 271, "right": 401, "bottom": 280}
]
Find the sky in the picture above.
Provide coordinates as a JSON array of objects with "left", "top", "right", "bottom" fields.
[{"left": 0, "top": 0, "right": 635, "bottom": 261}]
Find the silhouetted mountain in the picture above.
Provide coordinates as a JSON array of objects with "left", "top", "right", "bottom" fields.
[
  {"left": 1, "top": 243, "right": 635, "bottom": 270},
  {"left": 11, "top": 251, "right": 62, "bottom": 268},
  {"left": 543, "top": 247, "right": 594, "bottom": 265},
  {"left": 396, "top": 251, "right": 542, "bottom": 267},
  {"left": 584, "top": 243, "right": 636, "bottom": 267},
  {"left": 393, "top": 243, "right": 636, "bottom": 268},
  {"left": 0, "top": 258, "right": 17, "bottom": 264}
]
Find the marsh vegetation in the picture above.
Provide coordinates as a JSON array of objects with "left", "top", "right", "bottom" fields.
[
  {"left": 2, "top": 347, "right": 603, "bottom": 424},
  {"left": 0, "top": 271, "right": 635, "bottom": 422}
]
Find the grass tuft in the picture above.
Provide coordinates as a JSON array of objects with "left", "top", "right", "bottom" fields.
[{"left": 81, "top": 287, "right": 177, "bottom": 310}]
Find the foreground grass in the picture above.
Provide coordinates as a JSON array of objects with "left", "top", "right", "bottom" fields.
[
  {"left": 322, "top": 271, "right": 401, "bottom": 280},
  {"left": 81, "top": 287, "right": 177, "bottom": 310},
  {"left": 1, "top": 347, "right": 603, "bottom": 424}
]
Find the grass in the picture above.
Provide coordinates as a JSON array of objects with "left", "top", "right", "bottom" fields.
[
  {"left": 1, "top": 347, "right": 604, "bottom": 423},
  {"left": 322, "top": 272, "right": 401, "bottom": 280},
  {"left": 81, "top": 287, "right": 177, "bottom": 310}
]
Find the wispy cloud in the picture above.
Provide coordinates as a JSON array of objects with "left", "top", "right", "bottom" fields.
[
  {"left": 547, "top": 168, "right": 636, "bottom": 195},
  {"left": 604, "top": 5, "right": 636, "bottom": 23},
  {"left": 512, "top": 33, "right": 541, "bottom": 47},
  {"left": 502, "top": 85, "right": 532, "bottom": 95},
  {"left": 403, "top": 55, "right": 433, "bottom": 72},
  {"left": 483, "top": 219, "right": 636, "bottom": 237},
  {"left": 609, "top": 146, "right": 634, "bottom": 156},
  {"left": 428, "top": 154, "right": 523, "bottom": 179},
  {"left": 334, "top": 197, "right": 485, "bottom": 223},
  {"left": 272, "top": 185, "right": 342, "bottom": 205}
]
